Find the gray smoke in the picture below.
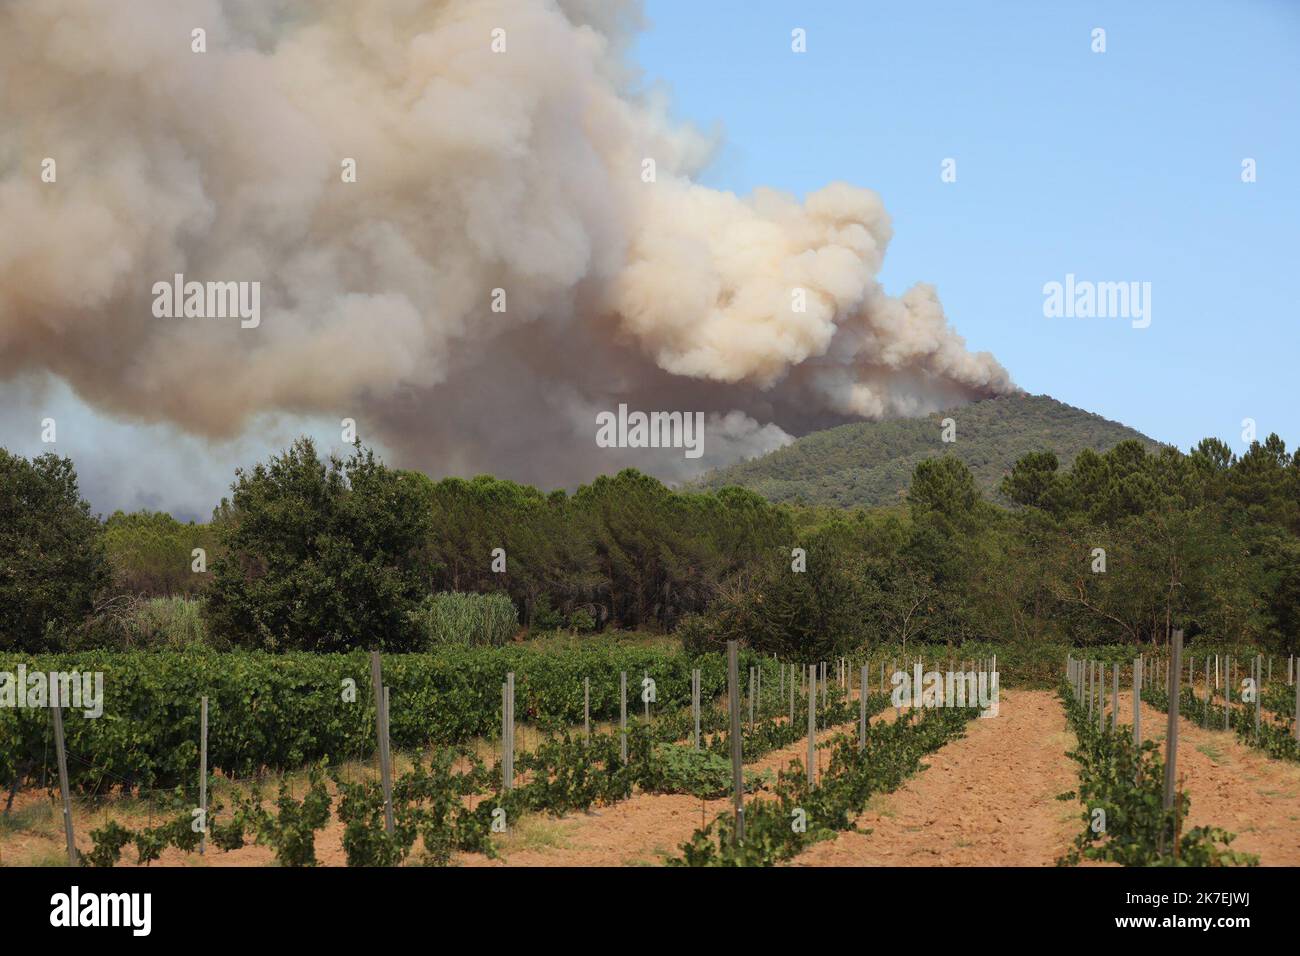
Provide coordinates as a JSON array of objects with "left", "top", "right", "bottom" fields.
[{"left": 0, "top": 0, "right": 1014, "bottom": 514}]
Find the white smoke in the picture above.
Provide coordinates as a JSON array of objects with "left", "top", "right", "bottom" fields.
[{"left": 0, "top": 0, "right": 1013, "bottom": 512}]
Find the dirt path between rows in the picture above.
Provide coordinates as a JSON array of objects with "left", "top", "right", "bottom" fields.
[
  {"left": 1, "top": 694, "right": 879, "bottom": 867},
  {"left": 788, "top": 689, "right": 1081, "bottom": 866},
  {"left": 454, "top": 707, "right": 899, "bottom": 867},
  {"left": 19, "top": 686, "right": 1294, "bottom": 868},
  {"left": 1121, "top": 691, "right": 1300, "bottom": 866}
]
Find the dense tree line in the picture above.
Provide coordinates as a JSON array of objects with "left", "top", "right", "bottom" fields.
[
  {"left": 996, "top": 436, "right": 1299, "bottom": 650},
  {"left": 208, "top": 440, "right": 793, "bottom": 650},
  {"left": 0, "top": 449, "right": 108, "bottom": 648},
  {"left": 686, "top": 437, "right": 1299, "bottom": 657},
  {"left": 103, "top": 510, "right": 216, "bottom": 597},
  {"left": 1, "top": 431, "right": 1296, "bottom": 655}
]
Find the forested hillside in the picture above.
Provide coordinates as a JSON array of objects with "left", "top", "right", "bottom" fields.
[{"left": 694, "top": 393, "right": 1160, "bottom": 507}]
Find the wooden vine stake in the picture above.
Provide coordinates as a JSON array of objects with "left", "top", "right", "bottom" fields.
[
  {"left": 1173, "top": 773, "right": 1184, "bottom": 863},
  {"left": 503, "top": 672, "right": 515, "bottom": 792},
  {"left": 1162, "top": 630, "right": 1183, "bottom": 820},
  {"left": 369, "top": 651, "right": 394, "bottom": 834},
  {"left": 199, "top": 695, "right": 208, "bottom": 856},
  {"left": 1132, "top": 657, "right": 1141, "bottom": 745},
  {"left": 1092, "top": 660, "right": 1102, "bottom": 723},
  {"left": 1224, "top": 655, "right": 1231, "bottom": 731},
  {"left": 1087, "top": 660, "right": 1094, "bottom": 722},
  {"left": 1202, "top": 656, "right": 1210, "bottom": 728},
  {"left": 807, "top": 663, "right": 817, "bottom": 788},
  {"left": 726, "top": 641, "right": 744, "bottom": 843},
  {"left": 788, "top": 662, "right": 795, "bottom": 724},
  {"left": 859, "top": 664, "right": 868, "bottom": 752},
  {"left": 50, "top": 686, "right": 78, "bottom": 866},
  {"left": 1098, "top": 663, "right": 1107, "bottom": 731},
  {"left": 619, "top": 671, "right": 627, "bottom": 764},
  {"left": 1111, "top": 665, "right": 1118, "bottom": 732},
  {"left": 1294, "top": 663, "right": 1300, "bottom": 743},
  {"left": 1254, "top": 657, "right": 1262, "bottom": 739},
  {"left": 692, "top": 668, "right": 701, "bottom": 751}
]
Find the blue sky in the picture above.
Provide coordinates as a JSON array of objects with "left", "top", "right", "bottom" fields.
[{"left": 634, "top": 0, "right": 1300, "bottom": 454}]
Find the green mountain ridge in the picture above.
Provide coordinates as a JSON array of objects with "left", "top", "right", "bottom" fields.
[{"left": 694, "top": 393, "right": 1163, "bottom": 508}]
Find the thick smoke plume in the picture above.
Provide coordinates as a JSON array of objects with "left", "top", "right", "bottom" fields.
[{"left": 0, "top": 0, "right": 1013, "bottom": 504}]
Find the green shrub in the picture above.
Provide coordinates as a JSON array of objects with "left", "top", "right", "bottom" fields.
[
  {"left": 409, "top": 592, "right": 518, "bottom": 648},
  {"left": 678, "top": 525, "right": 869, "bottom": 660},
  {"left": 204, "top": 439, "right": 433, "bottom": 652},
  {"left": 531, "top": 594, "right": 565, "bottom": 631},
  {"left": 530, "top": 595, "right": 596, "bottom": 634}
]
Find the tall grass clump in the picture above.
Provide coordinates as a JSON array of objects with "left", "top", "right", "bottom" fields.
[
  {"left": 73, "top": 595, "right": 217, "bottom": 651},
  {"left": 409, "top": 592, "right": 518, "bottom": 648},
  {"left": 137, "top": 596, "right": 209, "bottom": 649}
]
